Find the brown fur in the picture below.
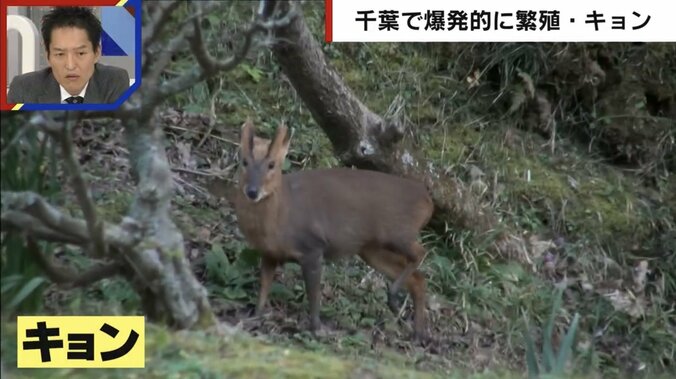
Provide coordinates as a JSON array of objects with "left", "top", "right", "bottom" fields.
[{"left": 227, "top": 119, "right": 434, "bottom": 340}]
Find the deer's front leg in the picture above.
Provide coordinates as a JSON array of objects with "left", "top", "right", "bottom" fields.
[
  {"left": 300, "top": 252, "right": 323, "bottom": 333},
  {"left": 256, "top": 256, "right": 277, "bottom": 316}
]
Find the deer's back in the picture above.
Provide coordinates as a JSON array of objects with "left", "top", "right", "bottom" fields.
[{"left": 281, "top": 168, "right": 433, "bottom": 259}]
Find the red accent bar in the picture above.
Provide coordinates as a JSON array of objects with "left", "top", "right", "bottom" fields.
[
  {"left": 1, "top": 3, "right": 9, "bottom": 109},
  {"left": 4, "top": 0, "right": 115, "bottom": 5},
  {"left": 325, "top": 0, "right": 332, "bottom": 43}
]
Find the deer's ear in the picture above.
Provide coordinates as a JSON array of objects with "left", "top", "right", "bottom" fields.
[
  {"left": 240, "top": 117, "right": 255, "bottom": 158},
  {"left": 269, "top": 122, "right": 293, "bottom": 160}
]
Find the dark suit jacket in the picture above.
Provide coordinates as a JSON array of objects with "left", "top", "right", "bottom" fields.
[{"left": 7, "top": 63, "right": 130, "bottom": 104}]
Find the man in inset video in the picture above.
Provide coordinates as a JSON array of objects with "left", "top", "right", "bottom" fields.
[{"left": 7, "top": 6, "right": 129, "bottom": 104}]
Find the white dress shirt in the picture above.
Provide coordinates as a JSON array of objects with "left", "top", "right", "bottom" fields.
[{"left": 60, "top": 82, "right": 89, "bottom": 104}]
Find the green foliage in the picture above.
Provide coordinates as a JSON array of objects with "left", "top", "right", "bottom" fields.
[
  {"left": 88, "top": 277, "right": 141, "bottom": 313},
  {"left": 1, "top": 274, "right": 47, "bottom": 312},
  {"left": 524, "top": 287, "right": 581, "bottom": 379},
  {"left": 1, "top": 116, "right": 60, "bottom": 317},
  {"left": 239, "top": 63, "right": 265, "bottom": 83},
  {"left": 204, "top": 241, "right": 258, "bottom": 302}
]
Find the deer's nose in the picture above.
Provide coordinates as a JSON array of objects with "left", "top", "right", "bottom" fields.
[{"left": 245, "top": 185, "right": 259, "bottom": 200}]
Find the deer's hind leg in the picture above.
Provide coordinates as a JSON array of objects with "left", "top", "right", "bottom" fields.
[
  {"left": 384, "top": 241, "right": 426, "bottom": 307},
  {"left": 358, "top": 246, "right": 428, "bottom": 341}
]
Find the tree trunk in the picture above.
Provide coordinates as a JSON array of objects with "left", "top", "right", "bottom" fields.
[
  {"left": 122, "top": 115, "right": 216, "bottom": 328},
  {"left": 270, "top": 2, "right": 530, "bottom": 261}
]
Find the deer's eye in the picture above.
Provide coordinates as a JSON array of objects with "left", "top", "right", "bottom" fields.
[
  {"left": 242, "top": 159, "right": 249, "bottom": 167},
  {"left": 268, "top": 161, "right": 275, "bottom": 170}
]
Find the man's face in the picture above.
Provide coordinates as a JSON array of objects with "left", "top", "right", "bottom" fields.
[{"left": 46, "top": 26, "right": 100, "bottom": 96}]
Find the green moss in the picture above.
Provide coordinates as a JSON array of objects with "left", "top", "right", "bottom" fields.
[
  {"left": 342, "top": 69, "right": 366, "bottom": 88},
  {"left": 96, "top": 191, "right": 134, "bottom": 224},
  {"left": 568, "top": 179, "right": 651, "bottom": 243},
  {"left": 500, "top": 155, "right": 571, "bottom": 201},
  {"left": 416, "top": 122, "right": 659, "bottom": 253},
  {"left": 418, "top": 124, "right": 483, "bottom": 164}
]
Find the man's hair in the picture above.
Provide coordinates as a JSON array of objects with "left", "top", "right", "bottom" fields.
[{"left": 41, "top": 7, "right": 102, "bottom": 54}]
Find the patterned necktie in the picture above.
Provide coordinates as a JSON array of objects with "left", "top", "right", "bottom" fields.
[{"left": 65, "top": 96, "right": 84, "bottom": 104}]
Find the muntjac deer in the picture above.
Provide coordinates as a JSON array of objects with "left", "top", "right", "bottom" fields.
[{"left": 226, "top": 119, "right": 434, "bottom": 341}]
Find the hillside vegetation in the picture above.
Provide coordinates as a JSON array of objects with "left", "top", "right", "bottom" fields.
[{"left": 2, "top": 3, "right": 674, "bottom": 378}]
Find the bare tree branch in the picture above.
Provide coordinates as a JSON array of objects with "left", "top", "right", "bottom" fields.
[
  {"left": 2, "top": 211, "right": 88, "bottom": 245},
  {"left": 80, "top": 102, "right": 140, "bottom": 121},
  {"left": 47, "top": 114, "right": 107, "bottom": 258},
  {"left": 188, "top": 16, "right": 215, "bottom": 73},
  {"left": 147, "top": 2, "right": 295, "bottom": 109},
  {"left": 142, "top": 0, "right": 183, "bottom": 51},
  {"left": 4, "top": 191, "right": 89, "bottom": 240},
  {"left": 26, "top": 239, "right": 123, "bottom": 288},
  {"left": 25, "top": 112, "right": 108, "bottom": 256},
  {"left": 28, "top": 112, "right": 62, "bottom": 134},
  {"left": 144, "top": 23, "right": 193, "bottom": 92},
  {"left": 1, "top": 191, "right": 137, "bottom": 249},
  {"left": 0, "top": 123, "right": 35, "bottom": 160},
  {"left": 192, "top": 6, "right": 297, "bottom": 74},
  {"left": 258, "top": 0, "right": 279, "bottom": 19}
]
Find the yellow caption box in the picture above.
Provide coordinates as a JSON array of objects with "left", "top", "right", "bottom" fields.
[{"left": 17, "top": 316, "right": 145, "bottom": 368}]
